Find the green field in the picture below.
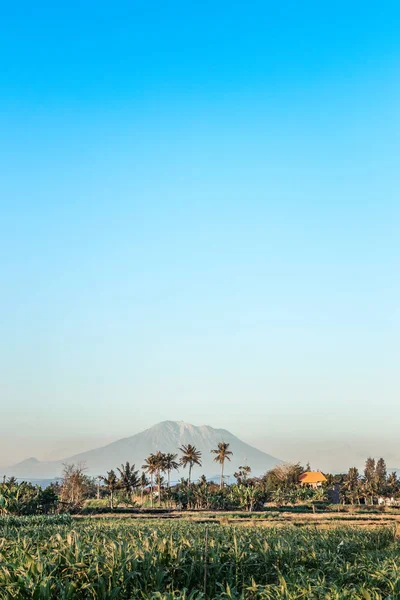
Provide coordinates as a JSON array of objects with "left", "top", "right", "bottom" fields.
[{"left": 1, "top": 516, "right": 400, "bottom": 599}]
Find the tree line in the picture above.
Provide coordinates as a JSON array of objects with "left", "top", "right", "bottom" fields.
[
  {"left": 339, "top": 457, "right": 397, "bottom": 505},
  {"left": 1, "top": 447, "right": 400, "bottom": 515},
  {"left": 86, "top": 441, "right": 232, "bottom": 509}
]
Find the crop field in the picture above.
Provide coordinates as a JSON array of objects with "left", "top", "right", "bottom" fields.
[{"left": 1, "top": 516, "right": 400, "bottom": 599}]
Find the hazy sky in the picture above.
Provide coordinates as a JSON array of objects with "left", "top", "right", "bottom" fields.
[{"left": 1, "top": 1, "right": 399, "bottom": 472}]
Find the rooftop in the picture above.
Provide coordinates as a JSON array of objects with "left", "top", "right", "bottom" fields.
[{"left": 299, "top": 471, "right": 327, "bottom": 484}]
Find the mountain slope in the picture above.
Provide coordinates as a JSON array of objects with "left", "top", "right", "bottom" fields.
[{"left": 5, "top": 421, "right": 282, "bottom": 480}]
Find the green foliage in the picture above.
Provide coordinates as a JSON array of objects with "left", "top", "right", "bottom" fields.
[
  {"left": 101, "top": 470, "right": 119, "bottom": 509},
  {"left": 234, "top": 465, "right": 252, "bottom": 485},
  {"left": 0, "top": 513, "right": 72, "bottom": 528},
  {"left": 179, "top": 444, "right": 202, "bottom": 485},
  {"left": 0, "top": 479, "right": 58, "bottom": 515},
  {"left": 339, "top": 458, "right": 400, "bottom": 506},
  {"left": 230, "top": 484, "right": 265, "bottom": 512},
  {"left": 0, "top": 518, "right": 399, "bottom": 598},
  {"left": 268, "top": 486, "right": 327, "bottom": 507},
  {"left": 4, "top": 454, "right": 398, "bottom": 517},
  {"left": 211, "top": 442, "right": 233, "bottom": 488},
  {"left": 117, "top": 462, "right": 140, "bottom": 494}
]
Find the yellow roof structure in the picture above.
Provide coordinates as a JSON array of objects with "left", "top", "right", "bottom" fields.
[{"left": 299, "top": 471, "right": 327, "bottom": 484}]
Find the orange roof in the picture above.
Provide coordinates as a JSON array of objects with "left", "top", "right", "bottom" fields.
[{"left": 299, "top": 471, "right": 327, "bottom": 484}]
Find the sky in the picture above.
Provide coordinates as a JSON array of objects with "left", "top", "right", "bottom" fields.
[{"left": 1, "top": 1, "right": 399, "bottom": 472}]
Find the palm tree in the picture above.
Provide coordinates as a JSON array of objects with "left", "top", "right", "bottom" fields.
[
  {"left": 5, "top": 476, "right": 18, "bottom": 487},
  {"left": 343, "top": 467, "right": 361, "bottom": 505},
  {"left": 117, "top": 462, "right": 140, "bottom": 502},
  {"left": 211, "top": 442, "right": 233, "bottom": 488},
  {"left": 153, "top": 451, "right": 167, "bottom": 508},
  {"left": 324, "top": 473, "right": 335, "bottom": 487},
  {"left": 179, "top": 444, "right": 202, "bottom": 485},
  {"left": 376, "top": 458, "right": 387, "bottom": 495},
  {"left": 164, "top": 452, "right": 180, "bottom": 489},
  {"left": 142, "top": 454, "right": 158, "bottom": 508},
  {"left": 387, "top": 471, "right": 398, "bottom": 495},
  {"left": 101, "top": 470, "right": 119, "bottom": 509},
  {"left": 363, "top": 457, "right": 377, "bottom": 505},
  {"left": 163, "top": 452, "right": 179, "bottom": 507},
  {"left": 139, "top": 471, "right": 149, "bottom": 506}
]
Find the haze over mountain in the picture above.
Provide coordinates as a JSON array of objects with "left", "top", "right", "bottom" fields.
[{"left": 5, "top": 421, "right": 281, "bottom": 480}]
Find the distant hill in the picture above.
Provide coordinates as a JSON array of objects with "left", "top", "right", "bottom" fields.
[{"left": 4, "top": 421, "right": 282, "bottom": 480}]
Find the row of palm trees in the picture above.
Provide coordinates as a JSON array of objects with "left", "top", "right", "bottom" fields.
[
  {"left": 340, "top": 461, "right": 398, "bottom": 505},
  {"left": 101, "top": 442, "right": 233, "bottom": 508}
]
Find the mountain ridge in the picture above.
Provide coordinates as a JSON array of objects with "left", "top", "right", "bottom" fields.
[{"left": 4, "top": 420, "right": 282, "bottom": 479}]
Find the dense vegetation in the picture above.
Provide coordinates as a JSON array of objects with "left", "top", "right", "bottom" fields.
[
  {"left": 0, "top": 478, "right": 58, "bottom": 515},
  {"left": 0, "top": 517, "right": 399, "bottom": 598},
  {"left": 2, "top": 450, "right": 399, "bottom": 516}
]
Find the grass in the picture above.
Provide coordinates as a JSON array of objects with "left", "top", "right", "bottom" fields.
[{"left": 1, "top": 516, "right": 400, "bottom": 598}]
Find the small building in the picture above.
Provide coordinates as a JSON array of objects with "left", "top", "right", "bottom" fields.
[
  {"left": 378, "top": 496, "right": 400, "bottom": 507},
  {"left": 299, "top": 471, "right": 327, "bottom": 489}
]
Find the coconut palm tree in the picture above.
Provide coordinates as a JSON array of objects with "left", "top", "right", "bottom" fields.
[
  {"left": 343, "top": 467, "right": 361, "bottom": 505},
  {"left": 211, "top": 442, "right": 233, "bottom": 488},
  {"left": 117, "top": 462, "right": 140, "bottom": 501},
  {"left": 363, "top": 457, "right": 377, "bottom": 505},
  {"left": 142, "top": 454, "right": 158, "bottom": 508},
  {"left": 5, "top": 476, "right": 18, "bottom": 487},
  {"left": 153, "top": 451, "right": 167, "bottom": 507},
  {"left": 179, "top": 444, "right": 202, "bottom": 485},
  {"left": 163, "top": 452, "right": 179, "bottom": 507},
  {"left": 164, "top": 452, "right": 180, "bottom": 489},
  {"left": 101, "top": 470, "right": 119, "bottom": 509},
  {"left": 139, "top": 471, "right": 149, "bottom": 506},
  {"left": 376, "top": 458, "right": 387, "bottom": 495},
  {"left": 387, "top": 471, "right": 399, "bottom": 496}
]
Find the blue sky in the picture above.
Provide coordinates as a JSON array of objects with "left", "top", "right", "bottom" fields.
[{"left": 1, "top": 1, "right": 399, "bottom": 470}]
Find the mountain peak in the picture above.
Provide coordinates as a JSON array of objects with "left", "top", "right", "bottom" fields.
[
  {"left": 6, "top": 421, "right": 282, "bottom": 479},
  {"left": 156, "top": 420, "right": 209, "bottom": 428},
  {"left": 20, "top": 457, "right": 40, "bottom": 465}
]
